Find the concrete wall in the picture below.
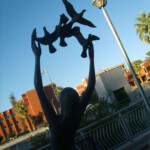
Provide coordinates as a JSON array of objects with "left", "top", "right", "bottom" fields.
[
  {"left": 95, "top": 66, "right": 135, "bottom": 102},
  {"left": 95, "top": 76, "right": 108, "bottom": 98}
]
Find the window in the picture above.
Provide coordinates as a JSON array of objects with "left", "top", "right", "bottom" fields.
[
  {"left": 8, "top": 123, "right": 13, "bottom": 128},
  {"left": 147, "top": 66, "right": 150, "bottom": 71},
  {"left": 11, "top": 113, "right": 16, "bottom": 117},
  {"left": 113, "top": 87, "right": 130, "bottom": 103},
  {"left": 0, "top": 118, "right": 4, "bottom": 122},
  {"left": 5, "top": 116, "right": 10, "bottom": 120},
  {"left": 128, "top": 75, "right": 133, "bottom": 80},
  {"left": 17, "top": 128, "right": 22, "bottom": 133},
  {"left": 129, "top": 81, "right": 136, "bottom": 87},
  {"left": 14, "top": 121, "right": 19, "bottom": 125},
  {"left": 2, "top": 126, "right": 7, "bottom": 130}
]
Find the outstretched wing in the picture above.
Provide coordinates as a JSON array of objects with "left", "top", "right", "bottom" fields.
[
  {"left": 90, "top": 35, "right": 100, "bottom": 41},
  {"left": 36, "top": 37, "right": 47, "bottom": 45},
  {"left": 62, "top": 0, "right": 77, "bottom": 18},
  {"left": 78, "top": 18, "right": 96, "bottom": 28},
  {"left": 81, "top": 34, "right": 100, "bottom": 58}
]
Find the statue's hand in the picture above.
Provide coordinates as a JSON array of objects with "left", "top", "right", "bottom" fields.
[
  {"left": 88, "top": 42, "right": 94, "bottom": 60},
  {"left": 31, "top": 28, "right": 41, "bottom": 57}
]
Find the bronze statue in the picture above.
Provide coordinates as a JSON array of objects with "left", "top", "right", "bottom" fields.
[
  {"left": 32, "top": 29, "right": 96, "bottom": 150},
  {"left": 35, "top": 14, "right": 77, "bottom": 48},
  {"left": 35, "top": 0, "right": 99, "bottom": 57},
  {"left": 36, "top": 14, "right": 99, "bottom": 57},
  {"left": 62, "top": 0, "right": 96, "bottom": 28},
  {"left": 35, "top": 13, "right": 70, "bottom": 53},
  {"left": 35, "top": 27, "right": 58, "bottom": 53},
  {"left": 58, "top": 14, "right": 79, "bottom": 47},
  {"left": 35, "top": 15, "right": 65, "bottom": 54},
  {"left": 74, "top": 31, "right": 100, "bottom": 58}
]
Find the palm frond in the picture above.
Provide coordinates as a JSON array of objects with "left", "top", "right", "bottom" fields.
[{"left": 135, "top": 12, "right": 150, "bottom": 44}]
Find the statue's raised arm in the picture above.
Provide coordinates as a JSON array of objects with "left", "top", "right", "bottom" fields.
[
  {"left": 79, "top": 41, "right": 96, "bottom": 113},
  {"left": 31, "top": 29, "right": 58, "bottom": 126}
]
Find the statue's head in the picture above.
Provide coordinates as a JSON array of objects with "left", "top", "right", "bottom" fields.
[{"left": 59, "top": 87, "right": 79, "bottom": 116}]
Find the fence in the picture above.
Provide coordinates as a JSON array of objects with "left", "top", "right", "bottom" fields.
[
  {"left": 75, "top": 100, "right": 150, "bottom": 150},
  {"left": 3, "top": 100, "right": 150, "bottom": 150}
]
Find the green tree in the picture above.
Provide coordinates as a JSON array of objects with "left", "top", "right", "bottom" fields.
[
  {"left": 145, "top": 51, "right": 150, "bottom": 61},
  {"left": 132, "top": 60, "right": 143, "bottom": 83},
  {"left": 6, "top": 131, "right": 16, "bottom": 140},
  {"left": 14, "top": 102, "right": 32, "bottom": 132},
  {"left": 9, "top": 94, "right": 27, "bottom": 132},
  {"left": 29, "top": 112, "right": 44, "bottom": 127},
  {"left": 134, "top": 12, "right": 150, "bottom": 44},
  {"left": 89, "top": 91, "right": 99, "bottom": 104},
  {"left": 146, "top": 51, "right": 150, "bottom": 57},
  {"left": 80, "top": 91, "right": 130, "bottom": 128},
  {"left": 9, "top": 93, "right": 16, "bottom": 106},
  {"left": 54, "top": 86, "right": 63, "bottom": 97},
  {"left": 30, "top": 133, "right": 50, "bottom": 149}
]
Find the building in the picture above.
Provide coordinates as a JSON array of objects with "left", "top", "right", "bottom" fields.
[
  {"left": 95, "top": 65, "right": 135, "bottom": 103},
  {"left": 124, "top": 58, "right": 150, "bottom": 87},
  {"left": 75, "top": 63, "right": 128, "bottom": 96},
  {"left": 75, "top": 63, "right": 135, "bottom": 103},
  {"left": 0, "top": 84, "right": 60, "bottom": 142},
  {"left": 75, "top": 58, "right": 150, "bottom": 96},
  {"left": 74, "top": 78, "right": 88, "bottom": 96}
]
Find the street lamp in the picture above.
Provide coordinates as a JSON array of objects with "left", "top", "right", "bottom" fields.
[
  {"left": 92, "top": 0, "right": 107, "bottom": 8},
  {"left": 41, "top": 69, "right": 59, "bottom": 114},
  {"left": 92, "top": 0, "right": 150, "bottom": 112},
  {"left": 41, "top": 69, "right": 58, "bottom": 100}
]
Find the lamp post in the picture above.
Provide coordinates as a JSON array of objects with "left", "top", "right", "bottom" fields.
[
  {"left": 92, "top": 0, "right": 150, "bottom": 112},
  {"left": 41, "top": 69, "right": 58, "bottom": 114},
  {"left": 41, "top": 69, "right": 58, "bottom": 100}
]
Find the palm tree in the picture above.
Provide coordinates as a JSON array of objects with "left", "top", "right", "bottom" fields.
[
  {"left": 54, "top": 86, "right": 63, "bottom": 97},
  {"left": 132, "top": 60, "right": 143, "bottom": 83},
  {"left": 146, "top": 51, "right": 150, "bottom": 57},
  {"left": 134, "top": 12, "right": 150, "bottom": 44},
  {"left": 9, "top": 93, "right": 16, "bottom": 106},
  {"left": 145, "top": 51, "right": 150, "bottom": 61},
  {"left": 14, "top": 102, "right": 32, "bottom": 132},
  {"left": 9, "top": 94, "right": 27, "bottom": 132}
]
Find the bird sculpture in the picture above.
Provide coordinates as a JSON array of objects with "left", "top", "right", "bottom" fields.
[
  {"left": 73, "top": 29, "right": 100, "bottom": 57},
  {"left": 35, "top": 0, "right": 99, "bottom": 57},
  {"left": 36, "top": 26, "right": 60, "bottom": 53},
  {"left": 62, "top": 0, "right": 96, "bottom": 28}
]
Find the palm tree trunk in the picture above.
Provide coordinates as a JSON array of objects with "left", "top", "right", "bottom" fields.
[
  {"left": 25, "top": 117, "right": 32, "bottom": 132},
  {"left": 18, "top": 117, "right": 26, "bottom": 132}
]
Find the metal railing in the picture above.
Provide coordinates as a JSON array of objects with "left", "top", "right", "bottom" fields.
[
  {"left": 3, "top": 100, "right": 150, "bottom": 150},
  {"left": 75, "top": 100, "right": 150, "bottom": 150}
]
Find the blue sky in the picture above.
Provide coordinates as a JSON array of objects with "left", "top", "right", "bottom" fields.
[{"left": 0, "top": 0, "right": 150, "bottom": 112}]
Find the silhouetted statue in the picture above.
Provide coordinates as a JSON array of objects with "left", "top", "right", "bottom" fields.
[
  {"left": 74, "top": 31, "right": 100, "bottom": 58},
  {"left": 35, "top": 18, "right": 62, "bottom": 53},
  {"left": 35, "top": 0, "right": 98, "bottom": 57},
  {"left": 60, "top": 14, "right": 69, "bottom": 25},
  {"left": 57, "top": 14, "right": 99, "bottom": 57},
  {"left": 35, "top": 27, "right": 57, "bottom": 53},
  {"left": 36, "top": 13, "right": 99, "bottom": 58},
  {"left": 62, "top": 0, "right": 96, "bottom": 28},
  {"left": 35, "top": 14, "right": 76, "bottom": 48},
  {"left": 58, "top": 14, "right": 79, "bottom": 47},
  {"left": 32, "top": 29, "right": 96, "bottom": 150}
]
